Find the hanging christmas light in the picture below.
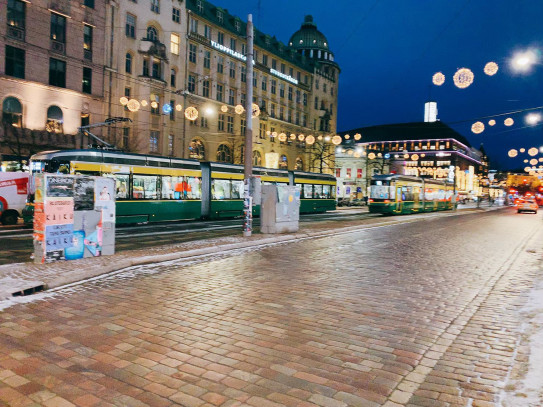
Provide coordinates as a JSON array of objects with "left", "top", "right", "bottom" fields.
[
  {"left": 504, "top": 117, "right": 514, "bottom": 126},
  {"left": 377, "top": 153, "right": 382, "bottom": 158},
  {"left": 529, "top": 147, "right": 538, "bottom": 156},
  {"left": 162, "top": 104, "right": 172, "bottom": 114},
  {"left": 508, "top": 149, "right": 518, "bottom": 158},
  {"left": 141, "top": 100, "right": 148, "bottom": 107},
  {"left": 530, "top": 158, "right": 538, "bottom": 165},
  {"left": 127, "top": 99, "right": 140, "bottom": 112},
  {"left": 318, "top": 135, "right": 323, "bottom": 141},
  {"left": 488, "top": 119, "right": 496, "bottom": 126},
  {"left": 298, "top": 134, "right": 305, "bottom": 141},
  {"left": 305, "top": 135, "right": 315, "bottom": 145},
  {"left": 235, "top": 104, "right": 244, "bottom": 115},
  {"left": 278, "top": 133, "right": 287, "bottom": 142},
  {"left": 354, "top": 133, "right": 362, "bottom": 141},
  {"left": 176, "top": 104, "right": 183, "bottom": 112},
  {"left": 221, "top": 105, "right": 228, "bottom": 113},
  {"left": 368, "top": 152, "right": 376, "bottom": 160},
  {"left": 453, "top": 68, "right": 474, "bottom": 89},
  {"left": 151, "top": 101, "right": 159, "bottom": 109},
  {"left": 184, "top": 106, "right": 199, "bottom": 121},
  {"left": 289, "top": 134, "right": 296, "bottom": 140},
  {"left": 432, "top": 72, "right": 445, "bottom": 86},
  {"left": 344, "top": 134, "right": 350, "bottom": 140},
  {"left": 119, "top": 97, "right": 129, "bottom": 106},
  {"left": 251, "top": 103, "right": 260, "bottom": 117},
  {"left": 471, "top": 121, "right": 485, "bottom": 134},
  {"left": 347, "top": 150, "right": 353, "bottom": 155},
  {"left": 524, "top": 159, "right": 529, "bottom": 163},
  {"left": 353, "top": 152, "right": 361, "bottom": 158},
  {"left": 484, "top": 62, "right": 499, "bottom": 76},
  {"left": 421, "top": 154, "right": 426, "bottom": 158},
  {"left": 524, "top": 166, "right": 531, "bottom": 172},
  {"left": 404, "top": 154, "right": 409, "bottom": 159},
  {"left": 332, "top": 135, "right": 342, "bottom": 145},
  {"left": 411, "top": 154, "right": 419, "bottom": 161},
  {"left": 520, "top": 148, "right": 526, "bottom": 153},
  {"left": 324, "top": 136, "right": 331, "bottom": 142}
]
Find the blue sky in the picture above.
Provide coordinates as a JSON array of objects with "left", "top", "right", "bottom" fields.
[{"left": 210, "top": 0, "right": 543, "bottom": 169}]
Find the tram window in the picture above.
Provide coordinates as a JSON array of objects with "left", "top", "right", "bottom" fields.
[
  {"left": 322, "top": 185, "right": 331, "bottom": 199},
  {"left": 231, "top": 180, "right": 244, "bottom": 199},
  {"left": 133, "top": 175, "right": 158, "bottom": 199},
  {"left": 161, "top": 176, "right": 177, "bottom": 199},
  {"left": 401, "top": 186, "right": 413, "bottom": 201},
  {"left": 303, "top": 184, "right": 314, "bottom": 199},
  {"left": 212, "top": 179, "right": 231, "bottom": 200},
  {"left": 371, "top": 180, "right": 389, "bottom": 186},
  {"left": 115, "top": 175, "right": 129, "bottom": 199},
  {"left": 186, "top": 177, "right": 201, "bottom": 200},
  {"left": 314, "top": 185, "right": 324, "bottom": 198}
]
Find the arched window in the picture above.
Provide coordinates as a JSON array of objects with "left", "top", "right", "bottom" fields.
[
  {"left": 253, "top": 150, "right": 262, "bottom": 166},
  {"left": 125, "top": 53, "right": 132, "bottom": 73},
  {"left": 216, "top": 144, "right": 232, "bottom": 163},
  {"left": 188, "top": 139, "right": 205, "bottom": 160},
  {"left": 295, "top": 157, "right": 304, "bottom": 171},
  {"left": 279, "top": 154, "right": 288, "bottom": 169},
  {"left": 2, "top": 97, "right": 22, "bottom": 127},
  {"left": 146, "top": 26, "right": 158, "bottom": 41},
  {"left": 46, "top": 105, "right": 63, "bottom": 133}
]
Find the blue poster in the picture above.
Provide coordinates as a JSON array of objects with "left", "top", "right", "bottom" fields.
[
  {"left": 45, "top": 224, "right": 73, "bottom": 251},
  {"left": 65, "top": 230, "right": 85, "bottom": 260}
]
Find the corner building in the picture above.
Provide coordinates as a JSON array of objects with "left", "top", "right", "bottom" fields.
[
  {"left": 0, "top": 0, "right": 106, "bottom": 170},
  {"left": 108, "top": 0, "right": 339, "bottom": 171}
]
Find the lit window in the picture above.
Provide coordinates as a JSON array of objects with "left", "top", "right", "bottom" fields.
[{"left": 170, "top": 33, "right": 179, "bottom": 55}]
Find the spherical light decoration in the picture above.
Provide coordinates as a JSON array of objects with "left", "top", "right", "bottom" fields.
[
  {"left": 524, "top": 166, "right": 531, "bottom": 172},
  {"left": 471, "top": 121, "right": 485, "bottom": 134},
  {"left": 184, "top": 106, "right": 199, "bottom": 121},
  {"left": 305, "top": 135, "right": 315, "bottom": 145},
  {"left": 151, "top": 101, "right": 158, "bottom": 109},
  {"left": 298, "top": 134, "right": 305, "bottom": 141},
  {"left": 432, "top": 72, "right": 445, "bottom": 86},
  {"left": 404, "top": 154, "right": 409, "bottom": 159},
  {"left": 520, "top": 148, "right": 526, "bottom": 153},
  {"left": 368, "top": 152, "right": 376, "bottom": 160},
  {"left": 484, "top": 62, "right": 499, "bottom": 76},
  {"left": 127, "top": 99, "right": 141, "bottom": 112},
  {"left": 176, "top": 104, "right": 183, "bottom": 112},
  {"left": 508, "top": 149, "right": 518, "bottom": 158},
  {"left": 528, "top": 147, "right": 538, "bottom": 156},
  {"left": 377, "top": 153, "right": 382, "bottom": 158},
  {"left": 539, "top": 157, "right": 543, "bottom": 162},
  {"left": 162, "top": 104, "right": 172, "bottom": 114},
  {"left": 530, "top": 158, "right": 538, "bottom": 165},
  {"left": 353, "top": 152, "right": 361, "bottom": 158},
  {"left": 453, "top": 68, "right": 474, "bottom": 89},
  {"left": 318, "top": 135, "right": 323, "bottom": 141},
  {"left": 141, "top": 100, "right": 148, "bottom": 107},
  {"left": 354, "top": 133, "right": 362, "bottom": 140},
  {"left": 251, "top": 103, "right": 260, "bottom": 118},
  {"left": 220, "top": 105, "right": 228, "bottom": 113},
  {"left": 421, "top": 154, "right": 426, "bottom": 158},
  {"left": 324, "top": 136, "right": 331, "bottom": 142},
  {"left": 488, "top": 119, "right": 496, "bottom": 126},
  {"left": 344, "top": 134, "right": 350, "bottom": 140},
  {"left": 332, "top": 135, "right": 342, "bottom": 145},
  {"left": 278, "top": 133, "right": 287, "bottom": 142},
  {"left": 290, "top": 134, "right": 296, "bottom": 140},
  {"left": 119, "top": 97, "right": 129, "bottom": 106},
  {"left": 235, "top": 104, "right": 244, "bottom": 115},
  {"left": 411, "top": 154, "right": 419, "bottom": 161},
  {"left": 524, "top": 159, "right": 529, "bottom": 163},
  {"left": 272, "top": 131, "right": 278, "bottom": 137},
  {"left": 347, "top": 150, "right": 353, "bottom": 155},
  {"left": 504, "top": 117, "right": 514, "bottom": 126}
]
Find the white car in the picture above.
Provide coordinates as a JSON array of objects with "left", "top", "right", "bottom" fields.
[{"left": 517, "top": 199, "right": 538, "bottom": 214}]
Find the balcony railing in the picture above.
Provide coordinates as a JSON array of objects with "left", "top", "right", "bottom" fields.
[
  {"left": 51, "top": 40, "right": 65, "bottom": 54},
  {"left": 7, "top": 25, "right": 25, "bottom": 41}
]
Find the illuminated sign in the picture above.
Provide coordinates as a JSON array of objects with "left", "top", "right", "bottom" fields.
[
  {"left": 211, "top": 41, "right": 249, "bottom": 62},
  {"left": 270, "top": 68, "right": 298, "bottom": 85}
]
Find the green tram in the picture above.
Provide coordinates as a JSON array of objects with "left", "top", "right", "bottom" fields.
[
  {"left": 368, "top": 174, "right": 455, "bottom": 215},
  {"left": 24, "top": 149, "right": 336, "bottom": 224}
]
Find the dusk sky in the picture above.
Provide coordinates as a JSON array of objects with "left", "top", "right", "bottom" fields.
[{"left": 211, "top": 0, "right": 542, "bottom": 170}]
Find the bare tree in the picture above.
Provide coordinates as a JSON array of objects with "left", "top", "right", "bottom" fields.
[{"left": 308, "top": 140, "right": 335, "bottom": 173}]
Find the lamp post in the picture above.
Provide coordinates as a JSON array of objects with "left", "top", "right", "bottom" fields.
[{"left": 243, "top": 14, "right": 254, "bottom": 237}]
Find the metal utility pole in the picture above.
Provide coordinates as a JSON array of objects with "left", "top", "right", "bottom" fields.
[{"left": 243, "top": 14, "right": 254, "bottom": 237}]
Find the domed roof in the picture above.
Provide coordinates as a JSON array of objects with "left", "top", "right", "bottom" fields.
[{"left": 289, "top": 15, "right": 330, "bottom": 51}]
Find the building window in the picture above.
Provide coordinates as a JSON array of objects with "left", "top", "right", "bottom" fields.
[
  {"left": 235, "top": 20, "right": 241, "bottom": 32},
  {"left": 241, "top": 93, "right": 246, "bottom": 106},
  {"left": 241, "top": 43, "right": 246, "bottom": 55},
  {"left": 123, "top": 127, "right": 130, "bottom": 148},
  {"left": 272, "top": 59, "right": 277, "bottom": 70},
  {"left": 5, "top": 46, "right": 25, "bottom": 79},
  {"left": 196, "top": 0, "right": 204, "bottom": 13},
  {"left": 171, "top": 33, "right": 180, "bottom": 55},
  {"left": 143, "top": 58, "right": 149, "bottom": 76},
  {"left": 84, "top": 0, "right": 94, "bottom": 7},
  {"left": 262, "top": 54, "right": 268, "bottom": 66},
  {"left": 280, "top": 83, "right": 285, "bottom": 98},
  {"left": 279, "top": 155, "right": 288, "bottom": 169},
  {"left": 170, "top": 69, "right": 176, "bottom": 87},
  {"left": 2, "top": 97, "right": 23, "bottom": 128},
  {"left": 253, "top": 150, "right": 262, "bottom": 166},
  {"left": 295, "top": 157, "right": 304, "bottom": 171},
  {"left": 150, "top": 131, "right": 159, "bottom": 152},
  {"left": 259, "top": 122, "right": 266, "bottom": 139},
  {"left": 216, "top": 144, "right": 232, "bottom": 163},
  {"left": 189, "top": 139, "right": 205, "bottom": 159},
  {"left": 270, "top": 103, "right": 275, "bottom": 118},
  {"left": 200, "top": 116, "right": 208, "bottom": 128},
  {"left": 202, "top": 80, "right": 210, "bottom": 97},
  {"left": 241, "top": 66, "right": 246, "bottom": 82},
  {"left": 303, "top": 93, "right": 307, "bottom": 106},
  {"left": 151, "top": 0, "right": 160, "bottom": 13},
  {"left": 296, "top": 90, "right": 301, "bottom": 104},
  {"left": 229, "top": 61, "right": 236, "bottom": 79},
  {"left": 126, "top": 14, "right": 136, "bottom": 38},
  {"left": 7, "top": 0, "right": 26, "bottom": 33},
  {"left": 172, "top": 7, "right": 180, "bottom": 23},
  {"left": 217, "top": 56, "right": 224, "bottom": 74},
  {"left": 288, "top": 86, "right": 293, "bottom": 101},
  {"left": 83, "top": 25, "right": 93, "bottom": 60},
  {"left": 147, "top": 26, "right": 158, "bottom": 41},
  {"left": 152, "top": 60, "right": 161, "bottom": 79},
  {"left": 190, "top": 17, "right": 198, "bottom": 33},
  {"left": 227, "top": 116, "right": 234, "bottom": 133},
  {"left": 228, "top": 89, "right": 235, "bottom": 105},
  {"left": 203, "top": 51, "right": 211, "bottom": 69},
  {"left": 279, "top": 106, "right": 284, "bottom": 120},
  {"left": 261, "top": 77, "right": 267, "bottom": 91},
  {"left": 125, "top": 53, "right": 132, "bottom": 73},
  {"left": 230, "top": 38, "right": 236, "bottom": 51},
  {"left": 216, "top": 84, "right": 223, "bottom": 102},
  {"left": 241, "top": 119, "right": 246, "bottom": 136},
  {"left": 188, "top": 75, "right": 195, "bottom": 92},
  {"left": 168, "top": 134, "right": 174, "bottom": 155},
  {"left": 82, "top": 67, "right": 92, "bottom": 94},
  {"left": 169, "top": 100, "right": 175, "bottom": 120},
  {"left": 49, "top": 58, "right": 66, "bottom": 88},
  {"left": 50, "top": 13, "right": 66, "bottom": 43},
  {"left": 46, "top": 105, "right": 63, "bottom": 133},
  {"left": 271, "top": 79, "right": 276, "bottom": 94},
  {"left": 280, "top": 63, "right": 285, "bottom": 74},
  {"left": 314, "top": 97, "right": 319, "bottom": 110},
  {"left": 204, "top": 25, "right": 211, "bottom": 39},
  {"left": 189, "top": 43, "right": 197, "bottom": 63},
  {"left": 218, "top": 114, "right": 225, "bottom": 131},
  {"left": 217, "top": 31, "right": 224, "bottom": 45}
]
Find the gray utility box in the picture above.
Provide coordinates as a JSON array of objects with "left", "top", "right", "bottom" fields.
[{"left": 260, "top": 184, "right": 300, "bottom": 234}]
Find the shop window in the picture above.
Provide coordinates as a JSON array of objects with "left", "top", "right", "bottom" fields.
[
  {"left": 2, "top": 97, "right": 23, "bottom": 128},
  {"left": 46, "top": 105, "right": 63, "bottom": 133},
  {"left": 188, "top": 139, "right": 205, "bottom": 160}
]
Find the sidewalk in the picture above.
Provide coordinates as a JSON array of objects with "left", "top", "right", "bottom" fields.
[{"left": 0, "top": 205, "right": 505, "bottom": 300}]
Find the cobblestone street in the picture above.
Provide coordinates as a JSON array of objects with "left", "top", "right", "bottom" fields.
[{"left": 0, "top": 209, "right": 542, "bottom": 407}]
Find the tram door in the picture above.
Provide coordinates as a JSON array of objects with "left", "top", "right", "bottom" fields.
[{"left": 394, "top": 185, "right": 403, "bottom": 213}]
